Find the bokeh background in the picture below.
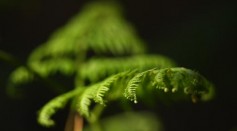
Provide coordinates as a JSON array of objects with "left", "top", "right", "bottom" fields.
[{"left": 0, "top": 0, "right": 236, "bottom": 131}]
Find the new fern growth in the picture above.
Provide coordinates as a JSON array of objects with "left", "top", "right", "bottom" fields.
[{"left": 6, "top": 1, "right": 215, "bottom": 131}]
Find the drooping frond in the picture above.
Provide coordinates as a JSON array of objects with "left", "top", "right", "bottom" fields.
[
  {"left": 38, "top": 88, "right": 83, "bottom": 127},
  {"left": 78, "top": 55, "right": 176, "bottom": 83},
  {"left": 74, "top": 67, "right": 213, "bottom": 118},
  {"left": 37, "top": 67, "right": 214, "bottom": 125}
]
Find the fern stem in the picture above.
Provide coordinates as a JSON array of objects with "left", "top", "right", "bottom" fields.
[
  {"left": 74, "top": 113, "right": 84, "bottom": 131},
  {"left": 64, "top": 111, "right": 84, "bottom": 131},
  {"left": 64, "top": 111, "right": 75, "bottom": 131}
]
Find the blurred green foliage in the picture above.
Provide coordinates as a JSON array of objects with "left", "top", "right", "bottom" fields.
[{"left": 4, "top": 1, "right": 215, "bottom": 131}]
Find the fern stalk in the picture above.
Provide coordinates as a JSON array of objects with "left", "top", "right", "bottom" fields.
[{"left": 64, "top": 111, "right": 84, "bottom": 131}]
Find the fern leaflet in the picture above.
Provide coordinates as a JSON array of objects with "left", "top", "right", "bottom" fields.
[{"left": 76, "top": 73, "right": 123, "bottom": 118}]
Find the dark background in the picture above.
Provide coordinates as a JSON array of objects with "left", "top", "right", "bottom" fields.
[{"left": 0, "top": 0, "right": 236, "bottom": 131}]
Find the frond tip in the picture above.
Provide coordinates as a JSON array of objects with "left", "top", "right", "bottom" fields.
[
  {"left": 9, "top": 66, "right": 34, "bottom": 85},
  {"left": 38, "top": 89, "right": 83, "bottom": 127},
  {"left": 124, "top": 67, "right": 214, "bottom": 103},
  {"left": 154, "top": 68, "right": 214, "bottom": 100}
]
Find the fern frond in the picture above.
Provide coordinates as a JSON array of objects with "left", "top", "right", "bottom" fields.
[
  {"left": 38, "top": 66, "right": 216, "bottom": 125},
  {"left": 38, "top": 88, "right": 83, "bottom": 127},
  {"left": 75, "top": 67, "right": 213, "bottom": 118},
  {"left": 78, "top": 55, "right": 176, "bottom": 83}
]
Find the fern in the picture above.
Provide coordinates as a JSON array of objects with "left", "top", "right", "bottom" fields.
[{"left": 4, "top": 1, "right": 215, "bottom": 131}]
